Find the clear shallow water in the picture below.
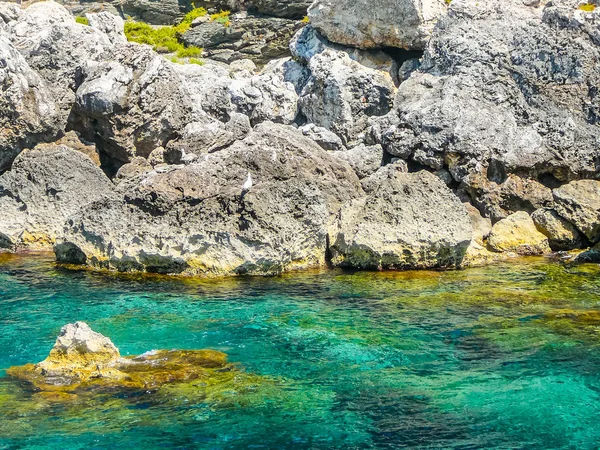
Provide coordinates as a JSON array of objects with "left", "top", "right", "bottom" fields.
[{"left": 2, "top": 254, "right": 600, "bottom": 449}]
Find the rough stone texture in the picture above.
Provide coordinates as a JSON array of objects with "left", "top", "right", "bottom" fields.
[
  {"left": 182, "top": 12, "right": 304, "bottom": 65},
  {"left": 164, "top": 120, "right": 236, "bottom": 163},
  {"left": 298, "top": 46, "right": 396, "bottom": 147},
  {"left": 0, "top": 34, "right": 61, "bottom": 172},
  {"left": 56, "top": 131, "right": 101, "bottom": 167},
  {"left": 381, "top": 0, "right": 600, "bottom": 216},
  {"left": 0, "top": 144, "right": 116, "bottom": 250},
  {"left": 70, "top": 43, "right": 195, "bottom": 170},
  {"left": 0, "top": 2, "right": 20, "bottom": 24},
  {"left": 86, "top": 11, "right": 126, "bottom": 45},
  {"left": 329, "top": 166, "right": 472, "bottom": 270},
  {"left": 487, "top": 211, "right": 551, "bottom": 256},
  {"left": 532, "top": 207, "right": 584, "bottom": 251},
  {"left": 462, "top": 173, "right": 554, "bottom": 222},
  {"left": 308, "top": 0, "right": 447, "bottom": 50},
  {"left": 553, "top": 180, "right": 600, "bottom": 244},
  {"left": 331, "top": 144, "right": 384, "bottom": 180},
  {"left": 8, "top": 1, "right": 112, "bottom": 126},
  {"left": 55, "top": 123, "right": 364, "bottom": 276},
  {"left": 298, "top": 123, "right": 344, "bottom": 151},
  {"left": 246, "top": 0, "right": 311, "bottom": 19}
]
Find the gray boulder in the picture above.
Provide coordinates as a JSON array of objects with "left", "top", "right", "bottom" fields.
[
  {"left": 8, "top": 1, "right": 112, "bottom": 126},
  {"left": 383, "top": 0, "right": 600, "bottom": 193},
  {"left": 531, "top": 207, "right": 584, "bottom": 251},
  {"left": 70, "top": 43, "right": 195, "bottom": 170},
  {"left": 0, "top": 144, "right": 116, "bottom": 250},
  {"left": 308, "top": 0, "right": 447, "bottom": 50},
  {"left": 55, "top": 123, "right": 364, "bottom": 276},
  {"left": 298, "top": 123, "right": 344, "bottom": 151},
  {"left": 247, "top": 0, "right": 312, "bottom": 19},
  {"left": 331, "top": 144, "right": 384, "bottom": 179},
  {"left": 329, "top": 166, "right": 472, "bottom": 270},
  {"left": 553, "top": 180, "right": 600, "bottom": 244},
  {"left": 86, "top": 11, "right": 127, "bottom": 45},
  {"left": 0, "top": 34, "right": 61, "bottom": 173}
]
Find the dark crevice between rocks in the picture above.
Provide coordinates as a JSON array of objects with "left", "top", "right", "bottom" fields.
[{"left": 382, "top": 48, "right": 424, "bottom": 86}]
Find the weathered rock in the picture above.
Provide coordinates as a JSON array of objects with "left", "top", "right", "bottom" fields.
[
  {"left": 182, "top": 11, "right": 304, "bottom": 65},
  {"left": 487, "top": 211, "right": 551, "bottom": 255},
  {"left": 329, "top": 166, "right": 472, "bottom": 270},
  {"left": 532, "top": 207, "right": 584, "bottom": 251},
  {"left": 298, "top": 47, "right": 395, "bottom": 146},
  {"left": 70, "top": 43, "right": 195, "bottom": 170},
  {"left": 8, "top": 1, "right": 112, "bottom": 125},
  {"left": 164, "top": 120, "right": 236, "bottom": 163},
  {"left": 6, "top": 321, "right": 237, "bottom": 394},
  {"left": 56, "top": 131, "right": 101, "bottom": 167},
  {"left": 86, "top": 11, "right": 126, "bottom": 45},
  {"left": 461, "top": 203, "right": 508, "bottom": 267},
  {"left": 298, "top": 123, "right": 344, "bottom": 151},
  {"left": 465, "top": 203, "right": 492, "bottom": 245},
  {"left": 0, "top": 144, "right": 116, "bottom": 250},
  {"left": 55, "top": 123, "right": 364, "bottom": 276},
  {"left": 113, "top": 156, "right": 153, "bottom": 185},
  {"left": 553, "top": 180, "right": 600, "bottom": 244},
  {"left": 0, "top": 2, "right": 20, "bottom": 24},
  {"left": 383, "top": 0, "right": 600, "bottom": 200},
  {"left": 331, "top": 144, "right": 384, "bottom": 179},
  {"left": 247, "top": 0, "right": 312, "bottom": 19},
  {"left": 462, "top": 173, "right": 554, "bottom": 222},
  {"left": 308, "top": 0, "right": 447, "bottom": 50},
  {"left": 0, "top": 34, "right": 61, "bottom": 172}
]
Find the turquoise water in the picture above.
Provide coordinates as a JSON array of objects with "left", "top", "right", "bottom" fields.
[{"left": 2, "top": 253, "right": 600, "bottom": 449}]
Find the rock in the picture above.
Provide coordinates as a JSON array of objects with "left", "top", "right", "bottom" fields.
[
  {"left": 0, "top": 34, "right": 61, "bottom": 172},
  {"left": 229, "top": 58, "right": 257, "bottom": 78},
  {"left": 462, "top": 173, "right": 554, "bottom": 222},
  {"left": 553, "top": 180, "right": 600, "bottom": 244},
  {"left": 331, "top": 144, "right": 384, "bottom": 179},
  {"left": 247, "top": 0, "right": 312, "bottom": 19},
  {"left": 56, "top": 131, "right": 101, "bottom": 167},
  {"left": 182, "top": 11, "right": 304, "bottom": 65},
  {"left": 113, "top": 156, "right": 153, "bottom": 185},
  {"left": 115, "top": 0, "right": 239, "bottom": 25},
  {"left": 0, "top": 144, "right": 116, "bottom": 250},
  {"left": 147, "top": 147, "right": 166, "bottom": 167},
  {"left": 55, "top": 123, "right": 364, "bottom": 276},
  {"left": 70, "top": 43, "right": 195, "bottom": 171},
  {"left": 329, "top": 166, "right": 472, "bottom": 270},
  {"left": 86, "top": 11, "right": 126, "bottom": 45},
  {"left": 308, "top": 0, "right": 447, "bottom": 50},
  {"left": 229, "top": 60, "right": 300, "bottom": 125},
  {"left": 487, "top": 211, "right": 551, "bottom": 255},
  {"left": 531, "top": 208, "right": 584, "bottom": 251},
  {"left": 164, "top": 120, "right": 236, "bottom": 163},
  {"left": 6, "top": 321, "right": 238, "bottom": 393},
  {"left": 0, "top": 2, "right": 20, "bottom": 24},
  {"left": 465, "top": 203, "right": 492, "bottom": 245},
  {"left": 8, "top": 1, "right": 112, "bottom": 126},
  {"left": 298, "top": 47, "right": 396, "bottom": 146},
  {"left": 383, "top": 0, "right": 600, "bottom": 205},
  {"left": 298, "top": 123, "right": 344, "bottom": 151},
  {"left": 462, "top": 203, "right": 508, "bottom": 267}
]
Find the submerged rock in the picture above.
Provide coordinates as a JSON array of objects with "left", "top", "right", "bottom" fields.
[{"left": 7, "top": 321, "right": 236, "bottom": 393}]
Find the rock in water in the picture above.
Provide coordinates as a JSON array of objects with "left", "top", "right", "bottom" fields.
[
  {"left": 55, "top": 123, "right": 364, "bottom": 276},
  {"left": 308, "top": 0, "right": 447, "bottom": 50},
  {"left": 487, "top": 211, "right": 551, "bottom": 256},
  {"left": 329, "top": 166, "right": 473, "bottom": 270}
]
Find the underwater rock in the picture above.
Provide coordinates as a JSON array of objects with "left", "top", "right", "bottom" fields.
[
  {"left": 487, "top": 211, "right": 551, "bottom": 256},
  {"left": 7, "top": 321, "right": 233, "bottom": 392}
]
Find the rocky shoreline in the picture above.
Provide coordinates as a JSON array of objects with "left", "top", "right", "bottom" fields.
[{"left": 1, "top": 0, "right": 599, "bottom": 277}]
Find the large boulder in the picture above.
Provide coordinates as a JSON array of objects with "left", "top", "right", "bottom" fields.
[
  {"left": 0, "top": 34, "right": 61, "bottom": 173},
  {"left": 307, "top": 0, "right": 447, "bottom": 50},
  {"left": 55, "top": 123, "right": 364, "bottom": 276},
  {"left": 380, "top": 0, "right": 600, "bottom": 215},
  {"left": 531, "top": 207, "right": 585, "bottom": 251},
  {"left": 329, "top": 166, "right": 473, "bottom": 270},
  {"left": 553, "top": 180, "right": 600, "bottom": 244},
  {"left": 8, "top": 1, "right": 112, "bottom": 126},
  {"left": 247, "top": 0, "right": 312, "bottom": 19},
  {"left": 487, "top": 211, "right": 551, "bottom": 256},
  {"left": 70, "top": 43, "right": 195, "bottom": 171},
  {"left": 0, "top": 144, "right": 116, "bottom": 250}
]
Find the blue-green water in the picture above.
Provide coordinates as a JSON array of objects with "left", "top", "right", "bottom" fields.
[{"left": 2, "top": 253, "right": 600, "bottom": 449}]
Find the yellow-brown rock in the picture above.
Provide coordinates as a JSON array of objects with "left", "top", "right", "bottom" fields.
[{"left": 487, "top": 211, "right": 551, "bottom": 256}]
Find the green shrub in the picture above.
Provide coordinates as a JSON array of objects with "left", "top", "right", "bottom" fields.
[
  {"left": 75, "top": 16, "right": 89, "bottom": 26},
  {"left": 210, "top": 10, "right": 230, "bottom": 26},
  {"left": 176, "top": 46, "right": 202, "bottom": 58},
  {"left": 578, "top": 3, "right": 596, "bottom": 11},
  {"left": 189, "top": 58, "right": 204, "bottom": 66}
]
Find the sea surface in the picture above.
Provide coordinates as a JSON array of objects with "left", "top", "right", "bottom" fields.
[{"left": 1, "top": 253, "right": 600, "bottom": 449}]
